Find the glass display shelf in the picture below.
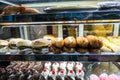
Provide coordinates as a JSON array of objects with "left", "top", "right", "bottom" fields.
[
  {"left": 0, "top": 10, "right": 120, "bottom": 25},
  {"left": 0, "top": 52, "right": 120, "bottom": 61}
]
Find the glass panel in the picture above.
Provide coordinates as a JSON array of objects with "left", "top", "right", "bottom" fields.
[{"left": 84, "top": 24, "right": 113, "bottom": 37}]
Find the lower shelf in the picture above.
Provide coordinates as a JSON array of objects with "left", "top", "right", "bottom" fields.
[{"left": 0, "top": 52, "right": 120, "bottom": 61}]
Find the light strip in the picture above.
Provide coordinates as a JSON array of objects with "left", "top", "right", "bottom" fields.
[{"left": 0, "top": 19, "right": 120, "bottom": 26}]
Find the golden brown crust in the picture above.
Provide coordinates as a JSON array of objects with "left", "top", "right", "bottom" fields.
[
  {"left": 62, "top": 46, "right": 75, "bottom": 53},
  {"left": 43, "top": 34, "right": 55, "bottom": 40},
  {"left": 32, "top": 39, "right": 50, "bottom": 48},
  {"left": 88, "top": 49, "right": 101, "bottom": 53},
  {"left": 17, "top": 39, "right": 32, "bottom": 47},
  {"left": 76, "top": 36, "right": 89, "bottom": 48},
  {"left": 64, "top": 36, "right": 76, "bottom": 48},
  {"left": 49, "top": 47, "right": 62, "bottom": 53},
  {"left": 76, "top": 48, "right": 88, "bottom": 53},
  {"left": 86, "top": 35, "right": 103, "bottom": 49},
  {"left": 51, "top": 38, "right": 64, "bottom": 48}
]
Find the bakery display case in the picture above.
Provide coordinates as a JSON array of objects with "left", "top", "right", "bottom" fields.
[{"left": 0, "top": 0, "right": 120, "bottom": 80}]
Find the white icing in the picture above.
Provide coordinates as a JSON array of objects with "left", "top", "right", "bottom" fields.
[
  {"left": 76, "top": 70, "right": 84, "bottom": 80},
  {"left": 68, "top": 70, "right": 75, "bottom": 80},
  {"left": 44, "top": 61, "right": 51, "bottom": 70},
  {"left": 60, "top": 62, "right": 67, "bottom": 70},
  {"left": 75, "top": 62, "right": 83, "bottom": 70},
  {"left": 52, "top": 62, "right": 59, "bottom": 71},
  {"left": 49, "top": 70, "right": 57, "bottom": 80},
  {"left": 67, "top": 62, "right": 75, "bottom": 70},
  {"left": 41, "top": 68, "right": 49, "bottom": 79},
  {"left": 58, "top": 70, "right": 66, "bottom": 80}
]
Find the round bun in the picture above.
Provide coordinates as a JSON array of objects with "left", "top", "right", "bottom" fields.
[
  {"left": 9, "top": 38, "right": 23, "bottom": 44},
  {"left": 32, "top": 39, "right": 50, "bottom": 48},
  {"left": 76, "top": 48, "right": 88, "bottom": 53},
  {"left": 8, "top": 38, "right": 23, "bottom": 49},
  {"left": 20, "top": 8, "right": 40, "bottom": 14},
  {"left": 43, "top": 34, "right": 55, "bottom": 41},
  {"left": 51, "top": 38, "right": 64, "bottom": 48},
  {"left": 86, "top": 35, "right": 103, "bottom": 49},
  {"left": 17, "top": 40, "right": 32, "bottom": 47},
  {"left": 62, "top": 46, "right": 75, "bottom": 53},
  {"left": 0, "top": 40, "right": 8, "bottom": 46},
  {"left": 64, "top": 36, "right": 76, "bottom": 48},
  {"left": 76, "top": 36, "right": 89, "bottom": 48},
  {"left": 49, "top": 47, "right": 62, "bottom": 53}
]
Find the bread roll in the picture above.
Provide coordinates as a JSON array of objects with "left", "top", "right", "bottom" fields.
[
  {"left": 76, "top": 36, "right": 89, "bottom": 48},
  {"left": 43, "top": 35, "right": 55, "bottom": 40},
  {"left": 49, "top": 47, "right": 62, "bottom": 53},
  {"left": 17, "top": 40, "right": 32, "bottom": 50},
  {"left": 76, "top": 48, "right": 88, "bottom": 53},
  {"left": 0, "top": 40, "right": 9, "bottom": 53},
  {"left": 32, "top": 39, "right": 50, "bottom": 48},
  {"left": 52, "top": 38, "right": 64, "bottom": 48},
  {"left": 20, "top": 8, "right": 40, "bottom": 14},
  {"left": 8, "top": 38, "right": 23, "bottom": 49},
  {"left": 62, "top": 46, "right": 75, "bottom": 53},
  {"left": 64, "top": 36, "right": 76, "bottom": 48},
  {"left": 88, "top": 49, "right": 101, "bottom": 53},
  {"left": 0, "top": 40, "right": 8, "bottom": 47},
  {"left": 32, "top": 39, "right": 50, "bottom": 53},
  {"left": 86, "top": 35, "right": 103, "bottom": 49}
]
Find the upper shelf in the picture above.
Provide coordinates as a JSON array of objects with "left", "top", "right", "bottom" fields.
[
  {"left": 0, "top": 10, "right": 120, "bottom": 25},
  {"left": 0, "top": 52, "right": 120, "bottom": 62}
]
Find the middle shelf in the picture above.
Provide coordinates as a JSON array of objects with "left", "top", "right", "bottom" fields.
[{"left": 0, "top": 53, "right": 120, "bottom": 61}]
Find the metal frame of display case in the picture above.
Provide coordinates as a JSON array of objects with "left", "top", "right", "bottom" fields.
[
  {"left": 0, "top": 11, "right": 120, "bottom": 61},
  {"left": 1, "top": 10, "right": 120, "bottom": 25}
]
